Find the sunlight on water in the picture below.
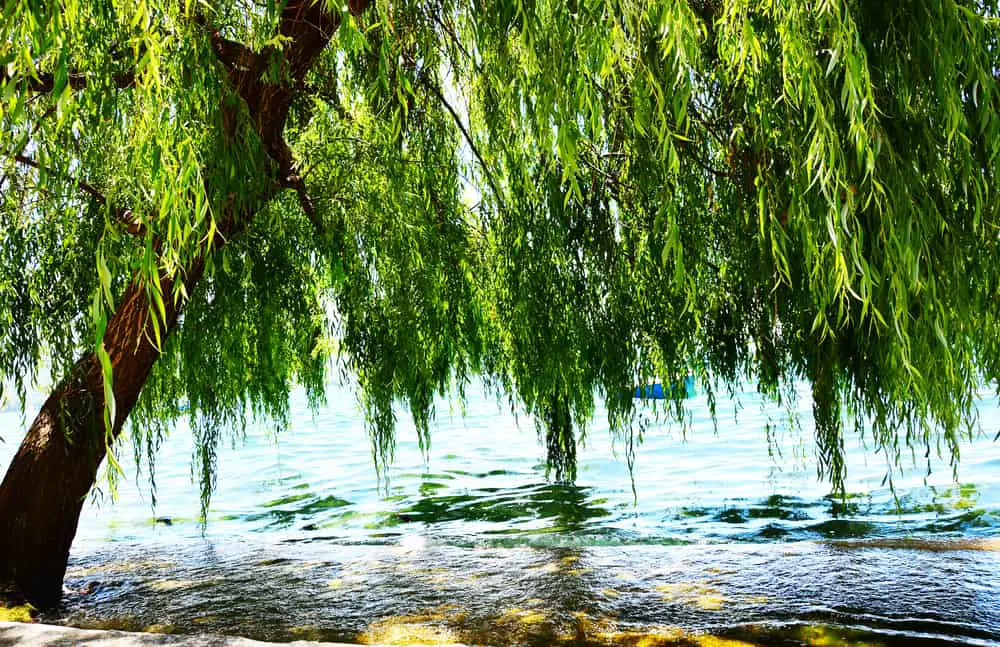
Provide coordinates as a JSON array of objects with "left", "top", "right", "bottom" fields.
[{"left": 2, "top": 381, "right": 1000, "bottom": 644}]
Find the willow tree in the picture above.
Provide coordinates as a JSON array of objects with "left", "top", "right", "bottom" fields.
[{"left": 2, "top": 0, "right": 999, "bottom": 606}]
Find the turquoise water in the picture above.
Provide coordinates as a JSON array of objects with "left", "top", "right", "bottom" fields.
[{"left": 2, "top": 381, "right": 1000, "bottom": 644}]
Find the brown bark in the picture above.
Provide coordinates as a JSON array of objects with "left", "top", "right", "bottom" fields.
[
  {"left": 0, "top": 0, "right": 360, "bottom": 607},
  {"left": 0, "top": 264, "right": 200, "bottom": 607}
]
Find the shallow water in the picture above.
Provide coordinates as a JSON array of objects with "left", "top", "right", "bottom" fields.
[{"left": 2, "top": 381, "right": 1000, "bottom": 645}]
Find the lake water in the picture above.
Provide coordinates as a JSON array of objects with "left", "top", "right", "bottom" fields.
[{"left": 2, "top": 381, "right": 1000, "bottom": 645}]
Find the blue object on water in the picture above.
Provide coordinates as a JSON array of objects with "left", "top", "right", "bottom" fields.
[{"left": 633, "top": 375, "right": 696, "bottom": 399}]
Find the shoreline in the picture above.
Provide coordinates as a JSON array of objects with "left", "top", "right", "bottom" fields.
[{"left": 0, "top": 622, "right": 431, "bottom": 646}]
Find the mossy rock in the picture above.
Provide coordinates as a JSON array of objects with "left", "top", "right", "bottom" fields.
[{"left": 0, "top": 604, "right": 36, "bottom": 623}]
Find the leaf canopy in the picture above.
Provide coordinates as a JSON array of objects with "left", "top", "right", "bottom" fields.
[{"left": 2, "top": 0, "right": 1000, "bottom": 504}]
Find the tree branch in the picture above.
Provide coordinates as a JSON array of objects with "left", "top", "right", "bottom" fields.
[
  {"left": 687, "top": 152, "right": 732, "bottom": 179},
  {"left": 421, "top": 76, "right": 507, "bottom": 213},
  {"left": 578, "top": 154, "right": 636, "bottom": 196},
  {"left": 280, "top": 172, "right": 326, "bottom": 237},
  {"left": 429, "top": 11, "right": 482, "bottom": 74},
  {"left": 1, "top": 69, "right": 136, "bottom": 94},
  {"left": 10, "top": 153, "right": 146, "bottom": 236},
  {"left": 193, "top": 0, "right": 370, "bottom": 237}
]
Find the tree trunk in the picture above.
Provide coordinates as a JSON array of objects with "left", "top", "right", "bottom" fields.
[
  {"left": 0, "top": 265, "right": 200, "bottom": 607},
  {"left": 0, "top": 0, "right": 361, "bottom": 608}
]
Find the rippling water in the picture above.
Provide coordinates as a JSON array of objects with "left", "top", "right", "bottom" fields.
[{"left": 2, "top": 381, "right": 1000, "bottom": 645}]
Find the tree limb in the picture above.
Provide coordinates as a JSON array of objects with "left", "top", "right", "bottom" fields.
[
  {"left": 687, "top": 153, "right": 732, "bottom": 179},
  {"left": 0, "top": 69, "right": 136, "bottom": 94},
  {"left": 282, "top": 173, "right": 326, "bottom": 237},
  {"left": 191, "top": 1, "right": 372, "bottom": 237},
  {"left": 421, "top": 76, "right": 507, "bottom": 213},
  {"left": 10, "top": 153, "right": 146, "bottom": 236}
]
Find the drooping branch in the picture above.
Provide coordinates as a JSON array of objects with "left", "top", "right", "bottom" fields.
[
  {"left": 429, "top": 11, "right": 481, "bottom": 73},
  {"left": 0, "top": 69, "right": 136, "bottom": 94},
  {"left": 10, "top": 153, "right": 146, "bottom": 236},
  {"left": 282, "top": 172, "right": 326, "bottom": 237},
  {"left": 301, "top": 77, "right": 350, "bottom": 123},
  {"left": 421, "top": 76, "right": 507, "bottom": 212},
  {"left": 687, "top": 152, "right": 733, "bottom": 179},
  {"left": 0, "top": 40, "right": 145, "bottom": 95}
]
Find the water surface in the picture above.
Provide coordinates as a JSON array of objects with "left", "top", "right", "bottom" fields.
[{"left": 2, "top": 382, "right": 999, "bottom": 645}]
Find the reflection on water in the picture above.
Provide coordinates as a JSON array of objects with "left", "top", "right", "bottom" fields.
[{"left": 2, "top": 381, "right": 1000, "bottom": 644}]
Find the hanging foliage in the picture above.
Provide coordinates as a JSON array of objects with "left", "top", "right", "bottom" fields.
[{"left": 1, "top": 0, "right": 999, "bottom": 513}]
